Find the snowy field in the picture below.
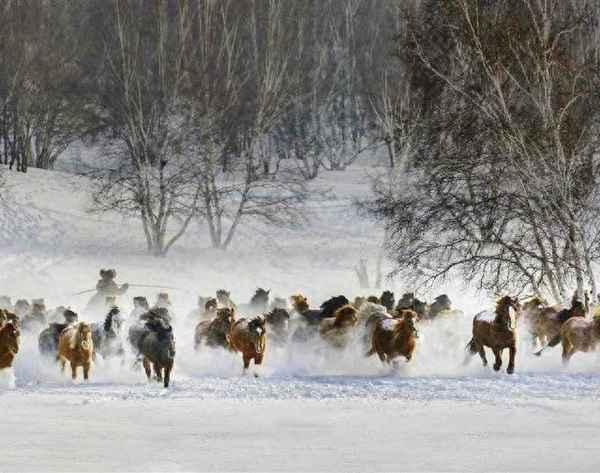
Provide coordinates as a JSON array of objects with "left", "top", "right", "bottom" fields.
[{"left": 2, "top": 166, "right": 600, "bottom": 471}]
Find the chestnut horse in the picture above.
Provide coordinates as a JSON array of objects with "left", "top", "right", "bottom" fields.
[
  {"left": 58, "top": 322, "right": 94, "bottom": 381},
  {"left": 559, "top": 317, "right": 600, "bottom": 364},
  {"left": 319, "top": 304, "right": 359, "bottom": 349},
  {"left": 228, "top": 316, "right": 267, "bottom": 374},
  {"left": 0, "top": 320, "right": 20, "bottom": 369},
  {"left": 466, "top": 296, "right": 520, "bottom": 374},
  {"left": 366, "top": 309, "right": 418, "bottom": 364}
]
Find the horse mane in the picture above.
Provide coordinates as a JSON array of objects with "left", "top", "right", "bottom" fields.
[
  {"left": 332, "top": 305, "right": 358, "bottom": 328},
  {"left": 104, "top": 308, "right": 120, "bottom": 333}
]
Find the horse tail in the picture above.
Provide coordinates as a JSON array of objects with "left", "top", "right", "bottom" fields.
[
  {"left": 533, "top": 334, "right": 562, "bottom": 356},
  {"left": 465, "top": 338, "right": 478, "bottom": 354}
]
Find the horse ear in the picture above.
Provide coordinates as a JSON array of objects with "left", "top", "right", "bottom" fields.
[{"left": 267, "top": 289, "right": 271, "bottom": 295}]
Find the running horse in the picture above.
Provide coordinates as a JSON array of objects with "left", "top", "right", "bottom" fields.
[{"left": 466, "top": 296, "right": 520, "bottom": 374}]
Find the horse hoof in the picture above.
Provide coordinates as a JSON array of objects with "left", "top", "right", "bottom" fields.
[
  {"left": 493, "top": 364, "right": 501, "bottom": 371},
  {"left": 507, "top": 367, "right": 514, "bottom": 374}
]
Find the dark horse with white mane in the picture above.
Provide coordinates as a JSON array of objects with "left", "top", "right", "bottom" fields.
[{"left": 91, "top": 307, "right": 125, "bottom": 360}]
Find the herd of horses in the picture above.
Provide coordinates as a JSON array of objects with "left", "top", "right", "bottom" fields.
[{"left": 1, "top": 288, "right": 600, "bottom": 388}]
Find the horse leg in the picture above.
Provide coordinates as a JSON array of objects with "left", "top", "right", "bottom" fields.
[
  {"left": 507, "top": 344, "right": 516, "bottom": 374},
  {"left": 562, "top": 340, "right": 574, "bottom": 366},
  {"left": 83, "top": 363, "right": 90, "bottom": 381},
  {"left": 71, "top": 363, "right": 77, "bottom": 380},
  {"left": 478, "top": 345, "right": 488, "bottom": 367},
  {"left": 142, "top": 358, "right": 152, "bottom": 381},
  {"left": 163, "top": 365, "right": 171, "bottom": 388},
  {"left": 492, "top": 349, "right": 502, "bottom": 371},
  {"left": 254, "top": 354, "right": 264, "bottom": 378},
  {"left": 242, "top": 354, "right": 251, "bottom": 374},
  {"left": 154, "top": 363, "right": 163, "bottom": 382},
  {"left": 60, "top": 358, "right": 66, "bottom": 374}
]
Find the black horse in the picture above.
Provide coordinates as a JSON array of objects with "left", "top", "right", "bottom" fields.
[{"left": 129, "top": 315, "right": 175, "bottom": 388}]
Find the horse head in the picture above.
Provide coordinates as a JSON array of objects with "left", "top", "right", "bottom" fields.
[
  {"left": 495, "top": 296, "right": 520, "bottom": 329},
  {"left": 248, "top": 316, "right": 267, "bottom": 354},
  {"left": 397, "top": 309, "right": 419, "bottom": 338},
  {"left": 290, "top": 294, "right": 309, "bottom": 312},
  {"left": 1, "top": 321, "right": 20, "bottom": 354},
  {"left": 77, "top": 322, "right": 93, "bottom": 350},
  {"left": 333, "top": 305, "right": 358, "bottom": 328}
]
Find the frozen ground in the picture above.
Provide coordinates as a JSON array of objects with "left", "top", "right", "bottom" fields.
[{"left": 1, "top": 166, "right": 600, "bottom": 472}]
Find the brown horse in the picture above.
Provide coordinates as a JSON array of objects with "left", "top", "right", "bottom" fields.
[
  {"left": 366, "top": 310, "right": 418, "bottom": 364},
  {"left": 466, "top": 296, "right": 520, "bottom": 374},
  {"left": 194, "top": 308, "right": 235, "bottom": 350},
  {"left": 319, "top": 305, "right": 359, "bottom": 349},
  {"left": 58, "top": 322, "right": 94, "bottom": 381},
  {"left": 559, "top": 317, "right": 600, "bottom": 364},
  {"left": 228, "top": 316, "right": 267, "bottom": 374},
  {"left": 0, "top": 320, "right": 20, "bottom": 369}
]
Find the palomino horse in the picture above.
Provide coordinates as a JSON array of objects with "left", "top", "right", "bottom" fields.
[
  {"left": 559, "top": 317, "right": 600, "bottom": 364},
  {"left": 319, "top": 305, "right": 359, "bottom": 349},
  {"left": 58, "top": 322, "right": 94, "bottom": 381},
  {"left": 466, "top": 296, "right": 520, "bottom": 374},
  {"left": 367, "top": 309, "right": 419, "bottom": 364},
  {"left": 228, "top": 316, "right": 267, "bottom": 374},
  {"left": 0, "top": 319, "right": 20, "bottom": 369}
]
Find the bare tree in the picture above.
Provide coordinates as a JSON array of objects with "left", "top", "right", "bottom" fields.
[
  {"left": 91, "top": 0, "right": 199, "bottom": 256},
  {"left": 365, "top": 0, "right": 600, "bottom": 303}
]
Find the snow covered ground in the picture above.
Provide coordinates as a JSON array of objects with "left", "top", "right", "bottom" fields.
[{"left": 1, "top": 165, "right": 600, "bottom": 471}]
